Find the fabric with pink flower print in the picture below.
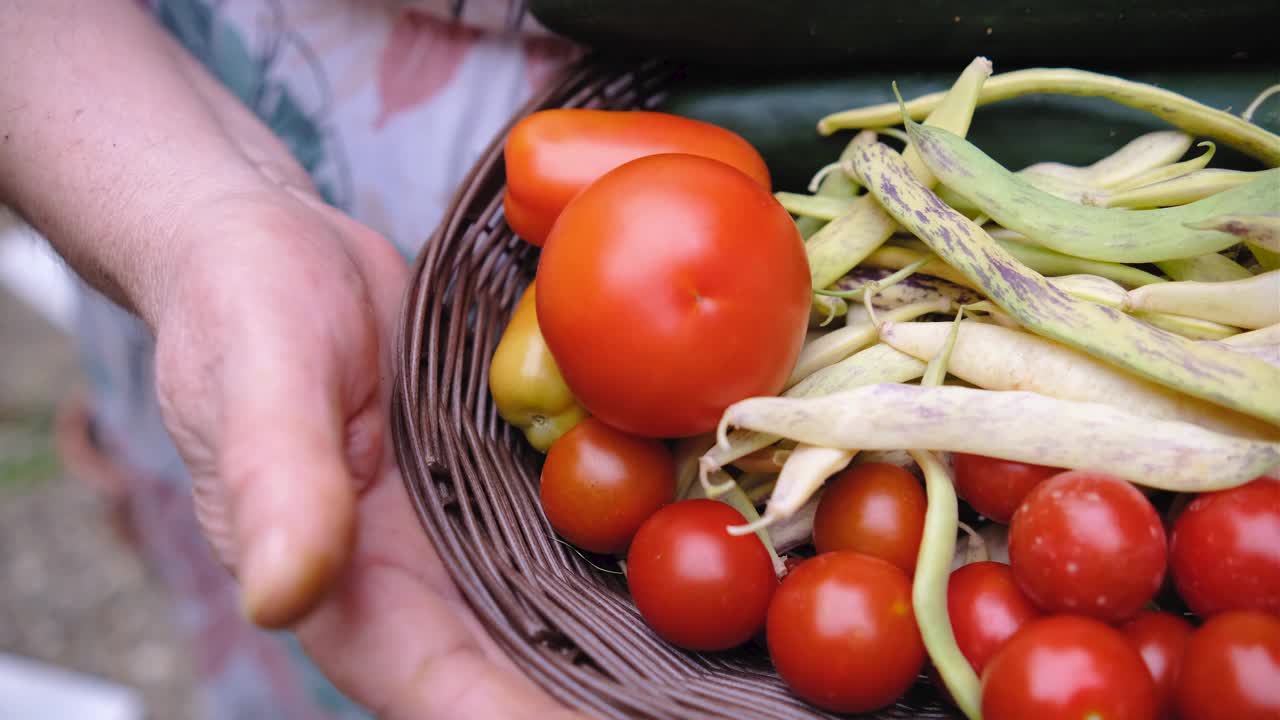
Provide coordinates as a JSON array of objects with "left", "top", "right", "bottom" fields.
[{"left": 80, "top": 1, "right": 581, "bottom": 718}]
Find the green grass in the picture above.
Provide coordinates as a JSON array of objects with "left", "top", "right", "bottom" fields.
[{"left": 0, "top": 415, "right": 60, "bottom": 495}]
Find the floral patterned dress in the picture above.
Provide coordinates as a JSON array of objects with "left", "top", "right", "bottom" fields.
[{"left": 76, "top": 2, "right": 577, "bottom": 716}]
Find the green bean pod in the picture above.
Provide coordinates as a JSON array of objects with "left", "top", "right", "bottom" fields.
[
  {"left": 1189, "top": 213, "right": 1280, "bottom": 254},
  {"left": 817, "top": 68, "right": 1280, "bottom": 166},
  {"left": 910, "top": 448, "right": 982, "bottom": 720},
  {"left": 988, "top": 230, "right": 1168, "bottom": 288},
  {"left": 1125, "top": 270, "right": 1280, "bottom": 330},
  {"left": 907, "top": 119, "right": 1280, "bottom": 262},
  {"left": 716, "top": 384, "right": 1280, "bottom": 492},
  {"left": 851, "top": 138, "right": 1280, "bottom": 427}
]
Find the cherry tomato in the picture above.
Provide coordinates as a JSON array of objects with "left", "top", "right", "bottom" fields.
[
  {"left": 626, "top": 499, "right": 776, "bottom": 651},
  {"left": 947, "top": 561, "right": 1042, "bottom": 674},
  {"left": 1118, "top": 611, "right": 1192, "bottom": 720},
  {"left": 503, "top": 109, "right": 770, "bottom": 246},
  {"left": 812, "top": 462, "right": 926, "bottom": 574},
  {"left": 1169, "top": 476, "right": 1280, "bottom": 618},
  {"left": 536, "top": 153, "right": 810, "bottom": 438},
  {"left": 1175, "top": 611, "right": 1280, "bottom": 720},
  {"left": 951, "top": 453, "right": 1063, "bottom": 524},
  {"left": 981, "top": 615, "right": 1158, "bottom": 720},
  {"left": 766, "top": 552, "right": 925, "bottom": 714},
  {"left": 539, "top": 418, "right": 675, "bottom": 554},
  {"left": 1009, "top": 471, "right": 1167, "bottom": 622}
]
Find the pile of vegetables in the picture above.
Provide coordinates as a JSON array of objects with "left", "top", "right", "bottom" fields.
[{"left": 488, "top": 58, "right": 1280, "bottom": 720}]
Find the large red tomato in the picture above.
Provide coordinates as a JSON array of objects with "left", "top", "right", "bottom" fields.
[
  {"left": 1169, "top": 476, "right": 1280, "bottom": 618},
  {"left": 766, "top": 552, "right": 925, "bottom": 714},
  {"left": 626, "top": 499, "right": 777, "bottom": 652},
  {"left": 536, "top": 153, "right": 811, "bottom": 438},
  {"left": 539, "top": 417, "right": 676, "bottom": 554},
  {"left": 981, "top": 615, "right": 1157, "bottom": 720},
  {"left": 503, "top": 109, "right": 771, "bottom": 246}
]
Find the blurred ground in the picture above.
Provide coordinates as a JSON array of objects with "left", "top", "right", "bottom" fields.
[{"left": 0, "top": 284, "right": 204, "bottom": 720}]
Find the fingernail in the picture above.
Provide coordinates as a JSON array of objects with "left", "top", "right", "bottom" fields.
[{"left": 239, "top": 527, "right": 298, "bottom": 626}]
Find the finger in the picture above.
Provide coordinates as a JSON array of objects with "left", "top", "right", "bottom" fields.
[
  {"left": 219, "top": 327, "right": 360, "bottom": 628},
  {"left": 298, "top": 469, "right": 592, "bottom": 720}
]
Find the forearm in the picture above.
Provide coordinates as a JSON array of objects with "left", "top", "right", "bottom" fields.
[{"left": 0, "top": 0, "right": 311, "bottom": 328}]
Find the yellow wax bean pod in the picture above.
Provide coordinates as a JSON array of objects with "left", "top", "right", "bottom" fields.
[
  {"left": 1222, "top": 323, "right": 1280, "bottom": 347},
  {"left": 704, "top": 343, "right": 925, "bottom": 471},
  {"left": 1110, "top": 141, "right": 1217, "bottom": 192},
  {"left": 796, "top": 134, "right": 866, "bottom": 239},
  {"left": 829, "top": 266, "right": 983, "bottom": 310},
  {"left": 1045, "top": 274, "right": 1130, "bottom": 308},
  {"left": 1096, "top": 169, "right": 1257, "bottom": 210},
  {"left": 850, "top": 138, "right": 1280, "bottom": 427},
  {"left": 986, "top": 229, "right": 1166, "bottom": 288},
  {"left": 1130, "top": 311, "right": 1242, "bottom": 342},
  {"left": 879, "top": 320, "right": 1278, "bottom": 441},
  {"left": 787, "top": 298, "right": 950, "bottom": 388},
  {"left": 716, "top": 384, "right": 1280, "bottom": 492},
  {"left": 1021, "top": 130, "right": 1195, "bottom": 189},
  {"left": 817, "top": 68, "right": 1280, "bottom": 166},
  {"left": 861, "top": 246, "right": 976, "bottom": 289},
  {"left": 1155, "top": 253, "right": 1253, "bottom": 283},
  {"left": 1125, "top": 270, "right": 1280, "bottom": 330},
  {"left": 776, "top": 192, "right": 853, "bottom": 221},
  {"left": 728, "top": 444, "right": 854, "bottom": 532},
  {"left": 906, "top": 119, "right": 1280, "bottom": 263},
  {"left": 806, "top": 57, "right": 992, "bottom": 292}
]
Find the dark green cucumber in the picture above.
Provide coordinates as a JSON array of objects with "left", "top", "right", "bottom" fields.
[
  {"left": 530, "top": 0, "right": 1279, "bottom": 67},
  {"left": 653, "top": 64, "right": 1280, "bottom": 192}
]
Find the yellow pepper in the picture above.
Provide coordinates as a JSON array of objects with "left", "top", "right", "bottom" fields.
[{"left": 489, "top": 281, "right": 587, "bottom": 451}]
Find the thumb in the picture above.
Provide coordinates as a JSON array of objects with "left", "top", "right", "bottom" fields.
[{"left": 217, "top": 335, "right": 359, "bottom": 628}]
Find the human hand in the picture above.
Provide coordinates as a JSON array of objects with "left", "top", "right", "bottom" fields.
[{"left": 153, "top": 186, "right": 590, "bottom": 720}]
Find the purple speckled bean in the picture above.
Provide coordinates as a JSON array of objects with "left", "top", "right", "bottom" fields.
[
  {"left": 852, "top": 140, "right": 1280, "bottom": 429},
  {"left": 906, "top": 118, "right": 1280, "bottom": 263},
  {"left": 719, "top": 384, "right": 1280, "bottom": 492}
]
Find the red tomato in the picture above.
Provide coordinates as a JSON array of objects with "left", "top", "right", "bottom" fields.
[
  {"left": 626, "top": 499, "right": 776, "bottom": 651},
  {"left": 1175, "top": 611, "right": 1280, "bottom": 720},
  {"left": 1169, "top": 476, "right": 1280, "bottom": 618},
  {"left": 952, "top": 453, "right": 1063, "bottom": 524},
  {"left": 947, "top": 561, "right": 1042, "bottom": 674},
  {"left": 503, "top": 109, "right": 770, "bottom": 246},
  {"left": 536, "top": 153, "right": 810, "bottom": 438},
  {"left": 1119, "top": 611, "right": 1192, "bottom": 720},
  {"left": 539, "top": 418, "right": 675, "bottom": 554},
  {"left": 981, "top": 615, "right": 1158, "bottom": 720},
  {"left": 766, "top": 552, "right": 925, "bottom": 714},
  {"left": 812, "top": 462, "right": 926, "bottom": 574},
  {"left": 1009, "top": 471, "right": 1167, "bottom": 622}
]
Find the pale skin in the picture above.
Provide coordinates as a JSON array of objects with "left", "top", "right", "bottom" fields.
[{"left": 0, "top": 2, "right": 589, "bottom": 718}]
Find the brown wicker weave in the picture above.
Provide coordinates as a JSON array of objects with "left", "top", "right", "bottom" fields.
[{"left": 391, "top": 56, "right": 959, "bottom": 720}]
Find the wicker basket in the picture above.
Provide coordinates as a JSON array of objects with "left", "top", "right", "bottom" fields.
[{"left": 391, "top": 56, "right": 958, "bottom": 720}]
